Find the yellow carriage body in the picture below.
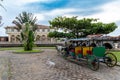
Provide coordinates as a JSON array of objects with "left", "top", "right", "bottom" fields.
[
  {"left": 75, "top": 47, "right": 82, "bottom": 55},
  {"left": 82, "top": 47, "right": 93, "bottom": 56},
  {"left": 75, "top": 47, "right": 93, "bottom": 56}
]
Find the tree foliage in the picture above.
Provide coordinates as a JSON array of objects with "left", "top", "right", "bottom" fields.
[
  {"left": 49, "top": 16, "right": 117, "bottom": 38},
  {"left": 13, "top": 11, "right": 37, "bottom": 31},
  {"left": 48, "top": 31, "right": 74, "bottom": 38},
  {"left": 21, "top": 22, "right": 34, "bottom": 51},
  {"left": 13, "top": 12, "right": 37, "bottom": 51},
  {"left": 82, "top": 22, "right": 117, "bottom": 37}
]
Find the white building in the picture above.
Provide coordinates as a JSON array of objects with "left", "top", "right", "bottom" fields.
[{"left": 5, "top": 25, "right": 54, "bottom": 43}]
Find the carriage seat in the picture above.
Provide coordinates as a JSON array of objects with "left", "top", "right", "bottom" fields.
[
  {"left": 83, "top": 47, "right": 93, "bottom": 56},
  {"left": 75, "top": 47, "right": 82, "bottom": 55},
  {"left": 92, "top": 46, "right": 106, "bottom": 57}
]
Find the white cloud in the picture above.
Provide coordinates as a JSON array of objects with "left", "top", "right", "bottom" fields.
[
  {"left": 108, "top": 29, "right": 120, "bottom": 36},
  {"left": 34, "top": 13, "right": 45, "bottom": 21},
  {"left": 62, "top": 1, "right": 120, "bottom": 24},
  {"left": 85, "top": 0, "right": 120, "bottom": 23},
  {"left": 34, "top": 8, "right": 78, "bottom": 22},
  {"left": 45, "top": 8, "right": 77, "bottom": 16},
  {"left": 3, "top": 0, "right": 55, "bottom": 7},
  {"left": 85, "top": 0, "right": 120, "bottom": 36}
]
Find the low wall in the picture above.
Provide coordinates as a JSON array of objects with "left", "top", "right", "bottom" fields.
[{"left": 0, "top": 42, "right": 63, "bottom": 47}]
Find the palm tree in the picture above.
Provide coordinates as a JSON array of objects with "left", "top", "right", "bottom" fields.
[
  {"left": 21, "top": 22, "right": 34, "bottom": 51},
  {"left": 12, "top": 11, "right": 37, "bottom": 31},
  {"left": 13, "top": 11, "right": 37, "bottom": 51}
]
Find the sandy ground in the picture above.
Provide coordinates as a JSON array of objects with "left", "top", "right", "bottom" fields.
[{"left": 0, "top": 49, "right": 120, "bottom": 80}]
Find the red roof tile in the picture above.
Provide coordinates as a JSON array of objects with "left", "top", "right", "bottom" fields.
[{"left": 5, "top": 25, "right": 50, "bottom": 29}]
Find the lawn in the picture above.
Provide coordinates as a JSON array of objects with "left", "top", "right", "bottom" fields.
[
  {"left": 0, "top": 47, "right": 55, "bottom": 54},
  {"left": 112, "top": 52, "right": 120, "bottom": 62},
  {"left": 0, "top": 47, "right": 55, "bottom": 51},
  {"left": 0, "top": 47, "right": 23, "bottom": 51}
]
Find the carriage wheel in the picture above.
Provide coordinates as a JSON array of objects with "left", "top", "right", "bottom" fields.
[
  {"left": 104, "top": 52, "right": 117, "bottom": 67},
  {"left": 87, "top": 55, "right": 99, "bottom": 71}
]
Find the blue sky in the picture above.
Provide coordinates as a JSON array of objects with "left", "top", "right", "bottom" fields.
[{"left": 0, "top": 0, "right": 120, "bottom": 36}]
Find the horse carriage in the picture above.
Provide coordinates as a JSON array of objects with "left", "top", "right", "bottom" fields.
[{"left": 56, "top": 38, "right": 117, "bottom": 71}]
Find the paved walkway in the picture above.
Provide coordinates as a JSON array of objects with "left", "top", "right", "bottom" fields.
[{"left": 0, "top": 49, "right": 120, "bottom": 80}]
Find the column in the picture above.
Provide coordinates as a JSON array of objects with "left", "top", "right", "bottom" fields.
[{"left": 8, "top": 35, "right": 11, "bottom": 42}]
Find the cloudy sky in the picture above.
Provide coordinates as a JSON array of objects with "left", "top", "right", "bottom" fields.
[{"left": 0, "top": 0, "right": 120, "bottom": 36}]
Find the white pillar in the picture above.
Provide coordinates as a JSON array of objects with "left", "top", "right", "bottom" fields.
[
  {"left": 114, "top": 43, "right": 118, "bottom": 49},
  {"left": 8, "top": 35, "right": 11, "bottom": 42}
]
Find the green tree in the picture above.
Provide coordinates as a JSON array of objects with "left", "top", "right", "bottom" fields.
[
  {"left": 49, "top": 16, "right": 96, "bottom": 38},
  {"left": 21, "top": 22, "right": 34, "bottom": 51},
  {"left": 83, "top": 22, "right": 117, "bottom": 36},
  {"left": 13, "top": 11, "right": 37, "bottom": 31},
  {"left": 48, "top": 31, "right": 74, "bottom": 39},
  {"left": 49, "top": 16, "right": 117, "bottom": 38},
  {"left": 13, "top": 12, "right": 37, "bottom": 51}
]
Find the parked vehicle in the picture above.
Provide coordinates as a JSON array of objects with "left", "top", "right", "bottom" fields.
[{"left": 56, "top": 38, "right": 117, "bottom": 71}]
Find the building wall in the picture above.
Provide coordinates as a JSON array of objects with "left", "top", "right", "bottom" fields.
[
  {"left": 0, "top": 37, "right": 8, "bottom": 42},
  {"left": 5, "top": 26, "right": 55, "bottom": 43}
]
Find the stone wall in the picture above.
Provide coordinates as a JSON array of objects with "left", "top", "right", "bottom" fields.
[{"left": 0, "top": 43, "right": 63, "bottom": 47}]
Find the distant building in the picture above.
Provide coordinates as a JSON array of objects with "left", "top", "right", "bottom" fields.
[
  {"left": 87, "top": 34, "right": 103, "bottom": 39},
  {"left": 0, "top": 36, "right": 8, "bottom": 42},
  {"left": 5, "top": 25, "right": 54, "bottom": 43}
]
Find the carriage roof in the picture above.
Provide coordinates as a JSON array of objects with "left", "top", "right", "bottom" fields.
[{"left": 69, "top": 38, "right": 91, "bottom": 42}]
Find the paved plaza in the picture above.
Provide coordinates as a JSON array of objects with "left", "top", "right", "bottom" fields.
[{"left": 0, "top": 49, "right": 120, "bottom": 80}]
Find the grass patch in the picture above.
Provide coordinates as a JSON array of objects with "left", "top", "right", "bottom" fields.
[
  {"left": 108, "top": 49, "right": 120, "bottom": 52},
  {"left": 13, "top": 49, "right": 43, "bottom": 54},
  {"left": 0, "top": 47, "right": 23, "bottom": 51},
  {"left": 112, "top": 52, "right": 120, "bottom": 62},
  {"left": 0, "top": 47, "right": 55, "bottom": 51},
  {"left": 39, "top": 47, "right": 55, "bottom": 49}
]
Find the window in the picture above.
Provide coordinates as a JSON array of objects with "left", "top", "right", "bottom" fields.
[
  {"left": 39, "top": 29, "right": 41, "bottom": 32},
  {"left": 45, "top": 29, "right": 47, "bottom": 32},
  {"left": 11, "top": 28, "right": 14, "bottom": 32},
  {"left": 37, "top": 29, "right": 39, "bottom": 32},
  {"left": 48, "top": 29, "right": 50, "bottom": 32},
  {"left": 42, "top": 29, "right": 45, "bottom": 32}
]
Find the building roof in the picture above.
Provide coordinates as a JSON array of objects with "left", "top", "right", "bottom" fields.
[
  {"left": 0, "top": 36, "right": 8, "bottom": 38},
  {"left": 5, "top": 25, "right": 50, "bottom": 29},
  {"left": 69, "top": 38, "right": 91, "bottom": 41},
  {"left": 36, "top": 25, "right": 49, "bottom": 29},
  {"left": 5, "top": 26, "right": 16, "bottom": 29},
  {"left": 87, "top": 34, "right": 103, "bottom": 38}
]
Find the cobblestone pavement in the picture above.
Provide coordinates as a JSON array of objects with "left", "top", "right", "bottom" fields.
[
  {"left": 0, "top": 49, "right": 120, "bottom": 80},
  {"left": 0, "top": 58, "right": 10, "bottom": 80}
]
